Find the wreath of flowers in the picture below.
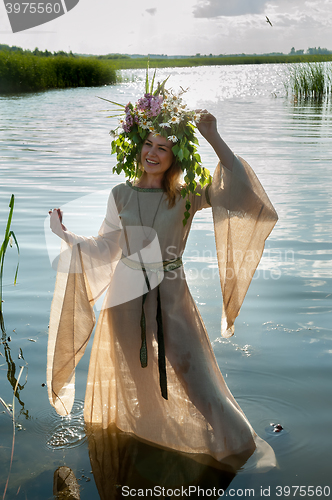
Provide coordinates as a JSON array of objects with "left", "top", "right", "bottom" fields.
[{"left": 100, "top": 70, "right": 212, "bottom": 225}]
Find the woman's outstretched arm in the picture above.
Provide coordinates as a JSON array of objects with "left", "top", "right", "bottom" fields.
[{"left": 196, "top": 110, "right": 234, "bottom": 172}]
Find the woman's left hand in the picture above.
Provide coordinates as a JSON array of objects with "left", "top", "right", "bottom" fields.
[
  {"left": 195, "top": 109, "right": 218, "bottom": 140},
  {"left": 195, "top": 109, "right": 234, "bottom": 171}
]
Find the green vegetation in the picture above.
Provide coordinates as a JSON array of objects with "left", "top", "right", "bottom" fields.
[
  {"left": 0, "top": 49, "right": 117, "bottom": 93},
  {"left": 2, "top": 43, "right": 332, "bottom": 93},
  {"left": 285, "top": 62, "right": 332, "bottom": 99},
  {"left": 99, "top": 53, "right": 332, "bottom": 70},
  {"left": 0, "top": 195, "right": 19, "bottom": 335}
]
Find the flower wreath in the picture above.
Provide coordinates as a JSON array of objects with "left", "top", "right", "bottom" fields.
[{"left": 100, "top": 70, "right": 212, "bottom": 225}]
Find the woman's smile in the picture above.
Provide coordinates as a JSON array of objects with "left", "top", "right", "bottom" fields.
[{"left": 146, "top": 158, "right": 159, "bottom": 166}]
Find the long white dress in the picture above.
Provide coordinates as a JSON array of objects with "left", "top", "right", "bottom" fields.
[{"left": 47, "top": 155, "right": 278, "bottom": 472}]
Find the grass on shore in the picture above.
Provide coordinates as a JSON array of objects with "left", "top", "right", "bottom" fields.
[
  {"left": 0, "top": 51, "right": 117, "bottom": 93},
  {"left": 285, "top": 62, "right": 332, "bottom": 99},
  {"left": 103, "top": 53, "right": 332, "bottom": 70},
  {"left": 2, "top": 49, "right": 332, "bottom": 93}
]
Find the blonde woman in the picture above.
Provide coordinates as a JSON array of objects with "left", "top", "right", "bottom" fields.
[{"left": 48, "top": 84, "right": 278, "bottom": 483}]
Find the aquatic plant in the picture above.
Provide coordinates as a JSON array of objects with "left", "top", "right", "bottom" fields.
[
  {"left": 285, "top": 62, "right": 332, "bottom": 99},
  {"left": 1, "top": 365, "right": 25, "bottom": 500},
  {"left": 0, "top": 51, "right": 117, "bottom": 93},
  {"left": 0, "top": 195, "right": 19, "bottom": 335}
]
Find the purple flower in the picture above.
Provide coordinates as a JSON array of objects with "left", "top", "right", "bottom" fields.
[
  {"left": 137, "top": 93, "right": 153, "bottom": 112},
  {"left": 150, "top": 95, "right": 162, "bottom": 117}
]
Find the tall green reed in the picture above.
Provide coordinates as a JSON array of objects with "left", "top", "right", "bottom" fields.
[
  {"left": 0, "top": 52, "right": 117, "bottom": 92},
  {"left": 0, "top": 195, "right": 19, "bottom": 335},
  {"left": 285, "top": 62, "right": 332, "bottom": 99}
]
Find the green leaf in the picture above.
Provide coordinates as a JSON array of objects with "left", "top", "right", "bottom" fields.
[
  {"left": 183, "top": 147, "right": 190, "bottom": 159},
  {"left": 145, "top": 62, "right": 149, "bottom": 93},
  {"left": 187, "top": 170, "right": 195, "bottom": 181},
  {"left": 172, "top": 144, "right": 180, "bottom": 155},
  {"left": 154, "top": 75, "right": 170, "bottom": 96},
  {"left": 177, "top": 148, "right": 184, "bottom": 161},
  {"left": 96, "top": 96, "right": 126, "bottom": 107},
  {"left": 182, "top": 210, "right": 190, "bottom": 226},
  {"left": 0, "top": 195, "right": 19, "bottom": 333},
  {"left": 9, "top": 231, "right": 19, "bottom": 285},
  {"left": 150, "top": 68, "right": 156, "bottom": 94}
]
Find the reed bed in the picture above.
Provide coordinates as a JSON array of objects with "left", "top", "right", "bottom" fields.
[
  {"left": 285, "top": 62, "right": 332, "bottom": 99},
  {"left": 0, "top": 52, "right": 117, "bottom": 92}
]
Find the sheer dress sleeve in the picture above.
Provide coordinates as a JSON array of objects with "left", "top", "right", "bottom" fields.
[
  {"left": 209, "top": 155, "right": 278, "bottom": 338},
  {"left": 47, "top": 189, "right": 122, "bottom": 416}
]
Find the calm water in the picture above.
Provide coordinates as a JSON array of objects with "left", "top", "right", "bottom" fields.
[{"left": 1, "top": 65, "right": 332, "bottom": 499}]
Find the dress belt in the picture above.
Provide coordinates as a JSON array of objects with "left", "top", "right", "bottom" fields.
[{"left": 121, "top": 255, "right": 183, "bottom": 400}]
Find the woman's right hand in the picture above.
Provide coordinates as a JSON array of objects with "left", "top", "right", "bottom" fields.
[{"left": 49, "top": 208, "right": 68, "bottom": 239}]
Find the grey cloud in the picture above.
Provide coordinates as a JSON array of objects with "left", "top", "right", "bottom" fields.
[
  {"left": 193, "top": 0, "right": 268, "bottom": 18},
  {"left": 146, "top": 8, "right": 157, "bottom": 15}
]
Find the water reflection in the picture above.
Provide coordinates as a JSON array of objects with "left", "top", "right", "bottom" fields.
[
  {"left": 85, "top": 424, "right": 238, "bottom": 500},
  {"left": 288, "top": 98, "right": 332, "bottom": 139},
  {"left": 0, "top": 337, "right": 29, "bottom": 419}
]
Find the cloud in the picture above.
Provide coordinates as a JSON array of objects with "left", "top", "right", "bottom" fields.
[
  {"left": 193, "top": 0, "right": 268, "bottom": 17},
  {"left": 146, "top": 8, "right": 157, "bottom": 15}
]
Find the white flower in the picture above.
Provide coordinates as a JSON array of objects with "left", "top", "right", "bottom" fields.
[
  {"left": 159, "top": 122, "right": 170, "bottom": 128},
  {"left": 193, "top": 113, "right": 202, "bottom": 123},
  {"left": 168, "top": 135, "right": 178, "bottom": 143},
  {"left": 139, "top": 119, "right": 153, "bottom": 129},
  {"left": 169, "top": 115, "right": 180, "bottom": 124}
]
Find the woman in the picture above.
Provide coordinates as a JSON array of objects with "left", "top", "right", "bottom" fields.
[{"left": 48, "top": 83, "right": 278, "bottom": 476}]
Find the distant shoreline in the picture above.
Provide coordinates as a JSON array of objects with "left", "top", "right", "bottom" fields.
[
  {"left": 1, "top": 47, "right": 332, "bottom": 93},
  {"left": 105, "top": 53, "right": 332, "bottom": 69}
]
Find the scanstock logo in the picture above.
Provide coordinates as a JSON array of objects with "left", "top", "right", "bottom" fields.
[
  {"left": 4, "top": 0, "right": 79, "bottom": 33},
  {"left": 44, "top": 190, "right": 164, "bottom": 311}
]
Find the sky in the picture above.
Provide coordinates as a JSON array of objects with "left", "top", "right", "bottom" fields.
[{"left": 0, "top": 0, "right": 332, "bottom": 55}]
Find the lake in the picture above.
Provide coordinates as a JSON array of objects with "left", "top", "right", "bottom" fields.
[{"left": 1, "top": 64, "right": 332, "bottom": 499}]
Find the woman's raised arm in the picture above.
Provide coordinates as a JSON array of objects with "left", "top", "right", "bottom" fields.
[{"left": 196, "top": 110, "right": 234, "bottom": 172}]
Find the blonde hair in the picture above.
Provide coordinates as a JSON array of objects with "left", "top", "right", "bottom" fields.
[{"left": 161, "top": 160, "right": 183, "bottom": 208}]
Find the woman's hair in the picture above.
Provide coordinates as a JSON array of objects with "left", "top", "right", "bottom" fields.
[{"left": 161, "top": 160, "right": 183, "bottom": 207}]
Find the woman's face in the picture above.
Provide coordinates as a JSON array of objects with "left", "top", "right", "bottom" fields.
[{"left": 140, "top": 133, "right": 174, "bottom": 177}]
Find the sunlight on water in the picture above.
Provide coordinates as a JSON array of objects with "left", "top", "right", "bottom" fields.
[{"left": 1, "top": 65, "right": 332, "bottom": 498}]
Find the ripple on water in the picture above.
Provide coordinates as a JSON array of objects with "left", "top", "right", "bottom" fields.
[
  {"left": 33, "top": 400, "right": 86, "bottom": 450},
  {"left": 236, "top": 391, "right": 310, "bottom": 459}
]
